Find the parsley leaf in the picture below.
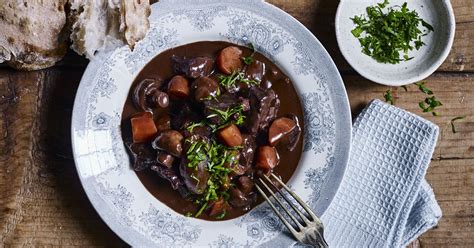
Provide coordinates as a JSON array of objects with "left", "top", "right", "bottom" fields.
[
  {"left": 415, "top": 82, "right": 433, "bottom": 95},
  {"left": 186, "top": 121, "right": 206, "bottom": 133},
  {"left": 215, "top": 209, "right": 227, "bottom": 219},
  {"left": 207, "top": 104, "right": 246, "bottom": 126},
  {"left": 186, "top": 139, "right": 240, "bottom": 218},
  {"left": 218, "top": 71, "right": 259, "bottom": 90},
  {"left": 242, "top": 56, "right": 254, "bottom": 65},
  {"left": 450, "top": 116, "right": 465, "bottom": 133},
  {"left": 351, "top": 0, "right": 434, "bottom": 64},
  {"left": 241, "top": 42, "right": 257, "bottom": 65},
  {"left": 419, "top": 96, "right": 443, "bottom": 115},
  {"left": 384, "top": 89, "right": 394, "bottom": 105}
]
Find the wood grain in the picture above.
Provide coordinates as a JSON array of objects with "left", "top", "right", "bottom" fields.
[
  {"left": 0, "top": 69, "right": 126, "bottom": 247},
  {"left": 344, "top": 72, "right": 474, "bottom": 160},
  {"left": 0, "top": 0, "right": 473, "bottom": 247}
]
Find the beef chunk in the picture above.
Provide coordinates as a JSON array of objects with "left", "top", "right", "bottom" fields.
[
  {"left": 239, "top": 134, "right": 256, "bottom": 171},
  {"left": 172, "top": 55, "right": 214, "bottom": 79},
  {"left": 244, "top": 60, "right": 266, "bottom": 82},
  {"left": 125, "top": 141, "right": 156, "bottom": 171},
  {"left": 237, "top": 176, "right": 255, "bottom": 195},
  {"left": 182, "top": 125, "right": 212, "bottom": 139},
  {"left": 203, "top": 93, "right": 239, "bottom": 125},
  {"left": 245, "top": 87, "right": 280, "bottom": 134},
  {"left": 169, "top": 102, "right": 201, "bottom": 130},
  {"left": 179, "top": 158, "right": 210, "bottom": 195},
  {"left": 229, "top": 187, "right": 256, "bottom": 208},
  {"left": 150, "top": 164, "right": 183, "bottom": 190}
]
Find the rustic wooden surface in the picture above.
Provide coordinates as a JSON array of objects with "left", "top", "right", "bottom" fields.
[{"left": 1, "top": 0, "right": 473, "bottom": 247}]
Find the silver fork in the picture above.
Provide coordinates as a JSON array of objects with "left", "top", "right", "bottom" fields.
[{"left": 255, "top": 173, "right": 329, "bottom": 248}]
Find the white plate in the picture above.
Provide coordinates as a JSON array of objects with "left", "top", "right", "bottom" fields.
[
  {"left": 336, "top": 0, "right": 455, "bottom": 86},
  {"left": 71, "top": 0, "right": 351, "bottom": 246}
]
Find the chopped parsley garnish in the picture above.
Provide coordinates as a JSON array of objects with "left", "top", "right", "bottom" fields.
[
  {"left": 184, "top": 139, "right": 240, "bottom": 218},
  {"left": 186, "top": 121, "right": 206, "bottom": 133},
  {"left": 215, "top": 209, "right": 227, "bottom": 219},
  {"left": 242, "top": 42, "right": 257, "bottom": 65},
  {"left": 242, "top": 56, "right": 254, "bottom": 65},
  {"left": 247, "top": 42, "right": 256, "bottom": 52},
  {"left": 202, "top": 87, "right": 221, "bottom": 101},
  {"left": 450, "top": 116, "right": 465, "bottom": 133},
  {"left": 207, "top": 104, "right": 246, "bottom": 126},
  {"left": 218, "top": 71, "right": 259, "bottom": 89},
  {"left": 419, "top": 96, "right": 443, "bottom": 116},
  {"left": 186, "top": 140, "right": 208, "bottom": 169},
  {"left": 415, "top": 82, "right": 433, "bottom": 95},
  {"left": 351, "top": 0, "right": 434, "bottom": 64},
  {"left": 384, "top": 89, "right": 394, "bottom": 105}
]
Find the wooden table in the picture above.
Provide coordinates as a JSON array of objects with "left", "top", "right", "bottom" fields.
[{"left": 1, "top": 0, "right": 472, "bottom": 247}]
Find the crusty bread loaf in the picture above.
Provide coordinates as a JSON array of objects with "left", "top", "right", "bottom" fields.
[
  {"left": 69, "top": 0, "right": 150, "bottom": 59},
  {"left": 0, "top": 0, "right": 68, "bottom": 70},
  {"left": 0, "top": 0, "right": 150, "bottom": 70},
  {"left": 121, "top": 0, "right": 151, "bottom": 49}
]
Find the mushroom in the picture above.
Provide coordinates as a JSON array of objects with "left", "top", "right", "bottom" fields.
[
  {"left": 191, "top": 76, "right": 220, "bottom": 101},
  {"left": 152, "top": 130, "right": 184, "bottom": 157},
  {"left": 237, "top": 176, "right": 254, "bottom": 195},
  {"left": 244, "top": 59, "right": 266, "bottom": 82},
  {"left": 228, "top": 187, "right": 256, "bottom": 208},
  {"left": 157, "top": 152, "right": 175, "bottom": 168},
  {"left": 125, "top": 141, "right": 156, "bottom": 171},
  {"left": 155, "top": 114, "right": 171, "bottom": 132},
  {"left": 133, "top": 78, "right": 169, "bottom": 111},
  {"left": 150, "top": 164, "right": 183, "bottom": 190}
]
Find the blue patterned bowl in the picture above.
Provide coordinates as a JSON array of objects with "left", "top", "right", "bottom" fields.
[{"left": 71, "top": 0, "right": 351, "bottom": 246}]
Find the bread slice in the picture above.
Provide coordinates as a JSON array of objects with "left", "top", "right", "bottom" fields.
[
  {"left": 69, "top": 0, "right": 150, "bottom": 59},
  {"left": 0, "top": 0, "right": 68, "bottom": 70}
]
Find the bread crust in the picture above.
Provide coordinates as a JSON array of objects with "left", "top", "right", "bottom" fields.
[
  {"left": 0, "top": 0, "right": 68, "bottom": 70},
  {"left": 0, "top": 0, "right": 151, "bottom": 70},
  {"left": 69, "top": 0, "right": 150, "bottom": 59}
]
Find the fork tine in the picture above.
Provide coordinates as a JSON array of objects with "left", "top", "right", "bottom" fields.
[
  {"left": 258, "top": 178, "right": 304, "bottom": 230},
  {"left": 261, "top": 174, "right": 312, "bottom": 226},
  {"left": 255, "top": 184, "right": 300, "bottom": 238},
  {"left": 270, "top": 173, "right": 320, "bottom": 223}
]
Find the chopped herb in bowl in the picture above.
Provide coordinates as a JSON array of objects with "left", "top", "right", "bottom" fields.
[{"left": 351, "top": 0, "right": 434, "bottom": 64}]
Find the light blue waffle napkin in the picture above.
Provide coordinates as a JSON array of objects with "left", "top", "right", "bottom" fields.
[{"left": 322, "top": 99, "right": 442, "bottom": 248}]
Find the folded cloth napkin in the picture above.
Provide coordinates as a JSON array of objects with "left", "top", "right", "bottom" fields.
[{"left": 322, "top": 99, "right": 442, "bottom": 248}]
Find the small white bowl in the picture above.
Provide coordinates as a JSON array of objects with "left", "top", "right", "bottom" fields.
[{"left": 335, "top": 0, "right": 455, "bottom": 86}]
